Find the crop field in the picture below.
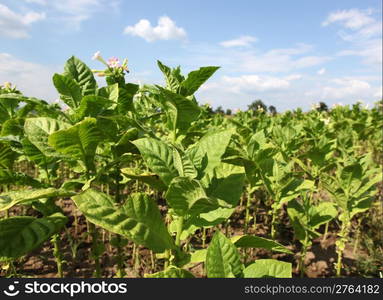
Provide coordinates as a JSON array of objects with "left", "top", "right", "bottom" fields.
[{"left": 0, "top": 55, "right": 382, "bottom": 278}]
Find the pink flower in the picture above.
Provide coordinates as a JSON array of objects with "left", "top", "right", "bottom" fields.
[{"left": 107, "top": 57, "right": 120, "bottom": 68}]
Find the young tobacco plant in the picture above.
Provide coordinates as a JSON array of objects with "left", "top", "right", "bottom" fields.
[
  {"left": 322, "top": 155, "right": 382, "bottom": 276},
  {"left": 287, "top": 193, "right": 337, "bottom": 276}
]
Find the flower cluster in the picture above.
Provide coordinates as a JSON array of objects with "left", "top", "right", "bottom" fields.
[{"left": 91, "top": 51, "right": 129, "bottom": 77}]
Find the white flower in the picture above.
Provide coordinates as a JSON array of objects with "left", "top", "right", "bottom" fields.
[{"left": 92, "top": 51, "right": 101, "bottom": 60}]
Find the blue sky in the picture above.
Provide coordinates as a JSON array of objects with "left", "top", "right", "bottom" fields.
[{"left": 0, "top": 0, "right": 381, "bottom": 111}]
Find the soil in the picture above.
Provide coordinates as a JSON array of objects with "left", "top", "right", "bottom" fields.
[{"left": 1, "top": 194, "right": 374, "bottom": 278}]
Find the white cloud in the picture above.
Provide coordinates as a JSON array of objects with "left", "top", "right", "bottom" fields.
[
  {"left": 220, "top": 35, "right": 257, "bottom": 48},
  {"left": 202, "top": 73, "right": 302, "bottom": 94},
  {"left": 317, "top": 68, "right": 326, "bottom": 75},
  {"left": 304, "top": 77, "right": 380, "bottom": 102},
  {"left": 123, "top": 16, "right": 187, "bottom": 42},
  {"left": 322, "top": 8, "right": 374, "bottom": 29},
  {"left": 24, "top": 0, "right": 47, "bottom": 5},
  {"left": 234, "top": 46, "right": 331, "bottom": 73},
  {"left": 0, "top": 53, "right": 58, "bottom": 101},
  {"left": 20, "top": 0, "right": 119, "bottom": 30},
  {"left": 0, "top": 4, "right": 45, "bottom": 38},
  {"left": 323, "top": 8, "right": 382, "bottom": 67}
]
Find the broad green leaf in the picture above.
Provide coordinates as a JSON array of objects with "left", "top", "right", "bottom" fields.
[
  {"left": 180, "top": 66, "right": 220, "bottom": 96},
  {"left": 72, "top": 189, "right": 175, "bottom": 252},
  {"left": 172, "top": 149, "right": 198, "bottom": 179},
  {"left": 52, "top": 73, "right": 82, "bottom": 108},
  {"left": 243, "top": 259, "right": 292, "bottom": 278},
  {"left": 75, "top": 95, "right": 112, "bottom": 119},
  {"left": 0, "top": 142, "right": 17, "bottom": 169},
  {"left": 190, "top": 249, "right": 207, "bottom": 263},
  {"left": 98, "top": 83, "right": 119, "bottom": 103},
  {"left": 157, "top": 87, "right": 201, "bottom": 134},
  {"left": 206, "top": 231, "right": 243, "bottom": 278},
  {"left": 24, "top": 117, "right": 70, "bottom": 157},
  {"left": 48, "top": 118, "right": 101, "bottom": 171},
  {"left": 117, "top": 83, "right": 139, "bottom": 113},
  {"left": 206, "top": 163, "right": 245, "bottom": 206},
  {"left": 0, "top": 170, "right": 42, "bottom": 187},
  {"left": 1, "top": 118, "right": 24, "bottom": 136},
  {"left": 0, "top": 188, "right": 75, "bottom": 211},
  {"left": 0, "top": 213, "right": 67, "bottom": 261},
  {"left": 231, "top": 235, "right": 293, "bottom": 254},
  {"left": 121, "top": 170, "right": 167, "bottom": 192},
  {"left": 186, "top": 207, "right": 235, "bottom": 228},
  {"left": 166, "top": 177, "right": 219, "bottom": 217},
  {"left": 144, "top": 267, "right": 194, "bottom": 278},
  {"left": 157, "top": 61, "right": 182, "bottom": 92},
  {"left": 132, "top": 138, "right": 178, "bottom": 186},
  {"left": 64, "top": 56, "right": 97, "bottom": 96},
  {"left": 309, "top": 202, "right": 338, "bottom": 228},
  {"left": 187, "top": 129, "right": 233, "bottom": 178}
]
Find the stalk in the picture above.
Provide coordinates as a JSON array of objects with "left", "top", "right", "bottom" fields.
[
  {"left": 175, "top": 216, "right": 184, "bottom": 247},
  {"left": 299, "top": 236, "right": 308, "bottom": 277},
  {"left": 113, "top": 166, "right": 125, "bottom": 277},
  {"left": 51, "top": 234, "right": 63, "bottom": 278},
  {"left": 244, "top": 193, "right": 251, "bottom": 234},
  {"left": 335, "top": 221, "right": 350, "bottom": 277},
  {"left": 202, "top": 227, "right": 207, "bottom": 248},
  {"left": 89, "top": 222, "right": 101, "bottom": 278},
  {"left": 322, "top": 222, "right": 329, "bottom": 242},
  {"left": 271, "top": 209, "right": 277, "bottom": 240}
]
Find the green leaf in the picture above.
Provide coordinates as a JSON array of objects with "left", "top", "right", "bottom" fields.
[
  {"left": 72, "top": 189, "right": 175, "bottom": 252},
  {"left": 117, "top": 83, "right": 139, "bottom": 113},
  {"left": 121, "top": 170, "right": 167, "bottom": 192},
  {"left": 52, "top": 73, "right": 82, "bottom": 108},
  {"left": 157, "top": 61, "right": 182, "bottom": 92},
  {"left": 1, "top": 118, "right": 24, "bottom": 136},
  {"left": 24, "top": 117, "right": 70, "bottom": 157},
  {"left": 64, "top": 56, "right": 97, "bottom": 96},
  {"left": 75, "top": 95, "right": 112, "bottom": 119},
  {"left": 309, "top": 202, "right": 338, "bottom": 228},
  {"left": 0, "top": 142, "right": 17, "bottom": 169},
  {"left": 231, "top": 235, "right": 293, "bottom": 254},
  {"left": 48, "top": 118, "right": 102, "bottom": 171},
  {"left": 190, "top": 249, "right": 207, "bottom": 263},
  {"left": 206, "top": 163, "right": 245, "bottom": 206},
  {"left": 144, "top": 267, "right": 194, "bottom": 278},
  {"left": 132, "top": 138, "right": 178, "bottom": 186},
  {"left": 157, "top": 87, "right": 201, "bottom": 134},
  {"left": 165, "top": 177, "right": 219, "bottom": 217},
  {"left": 180, "top": 66, "right": 220, "bottom": 96},
  {"left": 172, "top": 149, "right": 198, "bottom": 178},
  {"left": 0, "top": 188, "right": 75, "bottom": 211},
  {"left": 243, "top": 259, "right": 292, "bottom": 278},
  {"left": 0, "top": 213, "right": 67, "bottom": 261},
  {"left": 206, "top": 231, "right": 243, "bottom": 278},
  {"left": 187, "top": 129, "right": 233, "bottom": 178}
]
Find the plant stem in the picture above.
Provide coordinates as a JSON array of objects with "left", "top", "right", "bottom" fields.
[
  {"left": 299, "top": 237, "right": 308, "bottom": 277},
  {"left": 52, "top": 234, "right": 63, "bottom": 278},
  {"left": 89, "top": 223, "right": 101, "bottom": 278},
  {"left": 202, "top": 227, "right": 206, "bottom": 248},
  {"left": 271, "top": 209, "right": 277, "bottom": 240},
  {"left": 175, "top": 216, "right": 184, "bottom": 247},
  {"left": 244, "top": 193, "right": 251, "bottom": 234},
  {"left": 322, "top": 222, "right": 329, "bottom": 242}
]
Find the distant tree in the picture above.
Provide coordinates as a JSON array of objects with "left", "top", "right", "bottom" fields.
[
  {"left": 248, "top": 99, "right": 267, "bottom": 112},
  {"left": 225, "top": 108, "right": 232, "bottom": 115},
  {"left": 214, "top": 106, "right": 225, "bottom": 114},
  {"left": 268, "top": 105, "right": 277, "bottom": 115},
  {"left": 317, "top": 101, "right": 328, "bottom": 112}
]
